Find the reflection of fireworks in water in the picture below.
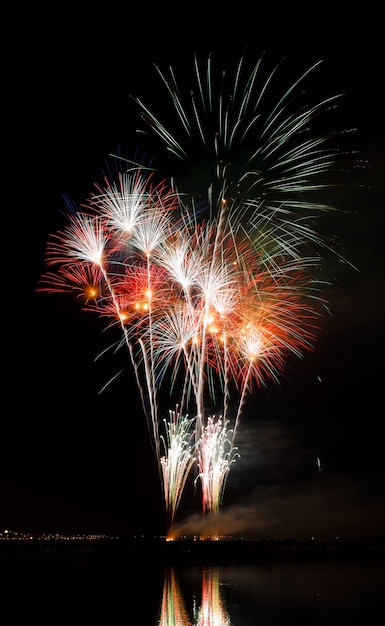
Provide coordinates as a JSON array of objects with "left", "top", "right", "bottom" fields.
[
  {"left": 159, "top": 567, "right": 192, "bottom": 626},
  {"left": 195, "top": 568, "right": 231, "bottom": 626},
  {"left": 39, "top": 52, "right": 355, "bottom": 534},
  {"left": 158, "top": 567, "right": 230, "bottom": 626}
]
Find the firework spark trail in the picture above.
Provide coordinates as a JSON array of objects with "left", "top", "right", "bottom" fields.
[
  {"left": 39, "top": 52, "right": 356, "bottom": 532},
  {"left": 196, "top": 416, "right": 239, "bottom": 517},
  {"left": 160, "top": 408, "right": 196, "bottom": 533},
  {"left": 40, "top": 173, "right": 182, "bottom": 463},
  {"left": 91, "top": 173, "right": 182, "bottom": 467}
]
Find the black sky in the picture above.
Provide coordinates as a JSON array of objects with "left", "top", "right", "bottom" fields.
[{"left": 4, "top": 9, "right": 385, "bottom": 538}]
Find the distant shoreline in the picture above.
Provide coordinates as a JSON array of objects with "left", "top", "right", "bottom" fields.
[{"left": 1, "top": 537, "right": 384, "bottom": 566}]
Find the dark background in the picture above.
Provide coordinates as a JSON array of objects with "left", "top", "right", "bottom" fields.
[{"left": 4, "top": 7, "right": 385, "bottom": 538}]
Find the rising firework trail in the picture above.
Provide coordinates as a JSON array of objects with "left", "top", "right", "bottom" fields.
[
  {"left": 160, "top": 408, "right": 196, "bottom": 532},
  {"left": 196, "top": 416, "right": 239, "bottom": 522},
  {"left": 39, "top": 51, "right": 357, "bottom": 535}
]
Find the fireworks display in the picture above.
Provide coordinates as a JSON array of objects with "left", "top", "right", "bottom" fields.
[{"left": 39, "top": 51, "right": 354, "bottom": 537}]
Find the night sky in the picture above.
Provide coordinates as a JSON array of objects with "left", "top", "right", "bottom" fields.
[{"left": 5, "top": 9, "right": 385, "bottom": 539}]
